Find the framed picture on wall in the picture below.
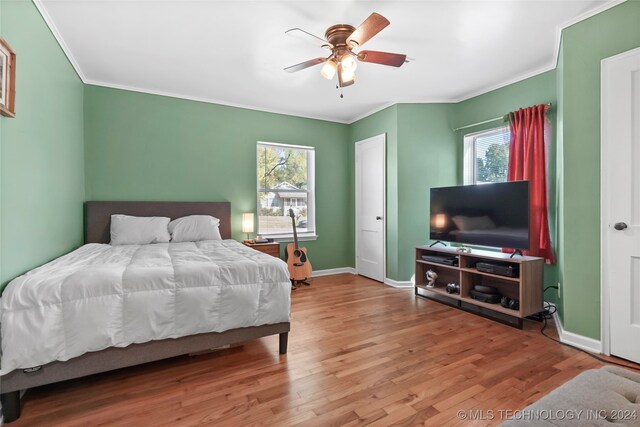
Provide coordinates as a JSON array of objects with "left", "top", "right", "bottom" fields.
[{"left": 0, "top": 38, "right": 16, "bottom": 118}]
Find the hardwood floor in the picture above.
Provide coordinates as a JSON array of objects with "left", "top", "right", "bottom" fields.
[{"left": 11, "top": 274, "right": 628, "bottom": 426}]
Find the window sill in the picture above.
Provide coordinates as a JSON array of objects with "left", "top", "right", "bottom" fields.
[{"left": 262, "top": 234, "right": 318, "bottom": 243}]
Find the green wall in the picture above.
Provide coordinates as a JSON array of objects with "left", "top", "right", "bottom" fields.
[
  {"left": 557, "top": 0, "right": 640, "bottom": 339},
  {"left": 396, "top": 104, "right": 457, "bottom": 281},
  {"left": 453, "top": 70, "right": 559, "bottom": 306},
  {"left": 83, "top": 85, "right": 351, "bottom": 272},
  {"left": 453, "top": 70, "right": 557, "bottom": 131},
  {"left": 0, "top": 0, "right": 85, "bottom": 286}
]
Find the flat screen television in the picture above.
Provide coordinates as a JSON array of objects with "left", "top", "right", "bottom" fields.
[{"left": 430, "top": 181, "right": 530, "bottom": 250}]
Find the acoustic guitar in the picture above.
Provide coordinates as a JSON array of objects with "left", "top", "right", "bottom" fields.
[{"left": 286, "top": 208, "right": 312, "bottom": 285}]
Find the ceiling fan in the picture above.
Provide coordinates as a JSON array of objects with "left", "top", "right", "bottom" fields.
[{"left": 284, "top": 13, "right": 407, "bottom": 92}]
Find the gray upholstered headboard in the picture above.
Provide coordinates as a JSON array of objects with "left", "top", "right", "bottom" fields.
[{"left": 85, "top": 201, "right": 232, "bottom": 243}]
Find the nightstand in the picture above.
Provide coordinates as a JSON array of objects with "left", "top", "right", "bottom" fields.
[{"left": 244, "top": 242, "right": 280, "bottom": 258}]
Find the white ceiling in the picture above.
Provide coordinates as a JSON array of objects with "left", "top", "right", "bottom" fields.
[{"left": 37, "top": 0, "right": 618, "bottom": 123}]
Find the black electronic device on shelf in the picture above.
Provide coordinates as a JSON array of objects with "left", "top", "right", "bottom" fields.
[
  {"left": 445, "top": 283, "right": 460, "bottom": 294},
  {"left": 476, "top": 261, "right": 519, "bottom": 278},
  {"left": 470, "top": 285, "right": 502, "bottom": 304},
  {"left": 421, "top": 254, "right": 458, "bottom": 266},
  {"left": 501, "top": 296, "right": 520, "bottom": 311}
]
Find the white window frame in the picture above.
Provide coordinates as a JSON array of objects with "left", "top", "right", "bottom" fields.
[
  {"left": 463, "top": 126, "right": 510, "bottom": 185},
  {"left": 256, "top": 141, "right": 317, "bottom": 242}
]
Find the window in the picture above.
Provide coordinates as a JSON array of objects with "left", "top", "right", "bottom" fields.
[
  {"left": 257, "top": 142, "right": 315, "bottom": 240},
  {"left": 463, "top": 126, "right": 510, "bottom": 185}
]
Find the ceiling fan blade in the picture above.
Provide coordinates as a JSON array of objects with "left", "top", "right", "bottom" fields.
[
  {"left": 285, "top": 28, "right": 332, "bottom": 49},
  {"left": 358, "top": 50, "right": 407, "bottom": 67},
  {"left": 337, "top": 65, "right": 355, "bottom": 88},
  {"left": 284, "top": 57, "right": 326, "bottom": 73},
  {"left": 346, "top": 12, "right": 390, "bottom": 48}
]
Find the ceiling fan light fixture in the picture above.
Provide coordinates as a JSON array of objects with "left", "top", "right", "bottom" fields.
[
  {"left": 340, "top": 54, "right": 358, "bottom": 72},
  {"left": 320, "top": 60, "right": 337, "bottom": 79},
  {"left": 340, "top": 65, "right": 356, "bottom": 83},
  {"left": 284, "top": 13, "right": 406, "bottom": 90}
]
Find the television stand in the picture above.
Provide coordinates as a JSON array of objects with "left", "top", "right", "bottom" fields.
[
  {"left": 414, "top": 245, "right": 543, "bottom": 329},
  {"left": 509, "top": 249, "right": 524, "bottom": 258},
  {"left": 429, "top": 240, "right": 447, "bottom": 248}
]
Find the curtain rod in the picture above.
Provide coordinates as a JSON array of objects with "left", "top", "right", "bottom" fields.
[{"left": 453, "top": 103, "right": 552, "bottom": 132}]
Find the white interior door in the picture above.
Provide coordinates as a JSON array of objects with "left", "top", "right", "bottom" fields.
[
  {"left": 356, "top": 135, "right": 385, "bottom": 282},
  {"left": 602, "top": 47, "right": 640, "bottom": 363}
]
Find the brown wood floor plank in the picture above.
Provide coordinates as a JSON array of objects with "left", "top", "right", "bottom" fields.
[{"left": 11, "top": 274, "right": 638, "bottom": 426}]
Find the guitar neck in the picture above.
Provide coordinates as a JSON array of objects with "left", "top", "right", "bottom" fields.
[{"left": 291, "top": 215, "right": 299, "bottom": 249}]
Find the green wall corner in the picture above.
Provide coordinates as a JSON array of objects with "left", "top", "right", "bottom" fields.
[{"left": 0, "top": 0, "right": 85, "bottom": 287}]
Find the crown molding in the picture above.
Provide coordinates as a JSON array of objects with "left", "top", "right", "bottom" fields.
[
  {"left": 33, "top": 0, "right": 87, "bottom": 82},
  {"left": 37, "top": 0, "right": 350, "bottom": 125},
  {"left": 346, "top": 102, "right": 397, "bottom": 124},
  {"left": 450, "top": 0, "right": 626, "bottom": 104},
  {"left": 83, "top": 79, "right": 350, "bottom": 124},
  {"left": 34, "top": 0, "right": 625, "bottom": 125},
  {"left": 349, "top": 0, "right": 625, "bottom": 123},
  {"left": 448, "top": 63, "right": 558, "bottom": 104},
  {"left": 551, "top": 0, "right": 627, "bottom": 68},
  {"left": 345, "top": 99, "right": 458, "bottom": 124}
]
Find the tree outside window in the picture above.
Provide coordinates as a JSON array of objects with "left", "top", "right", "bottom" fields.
[
  {"left": 257, "top": 142, "right": 315, "bottom": 236},
  {"left": 464, "top": 127, "right": 510, "bottom": 185}
]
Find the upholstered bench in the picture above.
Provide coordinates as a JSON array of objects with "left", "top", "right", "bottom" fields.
[{"left": 501, "top": 366, "right": 640, "bottom": 426}]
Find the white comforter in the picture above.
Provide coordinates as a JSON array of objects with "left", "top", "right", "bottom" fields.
[{"left": 0, "top": 240, "right": 291, "bottom": 375}]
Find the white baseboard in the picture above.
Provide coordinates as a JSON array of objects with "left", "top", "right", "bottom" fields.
[
  {"left": 384, "top": 278, "right": 414, "bottom": 288},
  {"left": 549, "top": 303, "right": 602, "bottom": 354},
  {"left": 311, "top": 267, "right": 356, "bottom": 277},
  {"left": 310, "top": 268, "right": 414, "bottom": 289}
]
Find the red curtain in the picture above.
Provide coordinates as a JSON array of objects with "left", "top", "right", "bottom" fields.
[{"left": 507, "top": 104, "right": 556, "bottom": 264}]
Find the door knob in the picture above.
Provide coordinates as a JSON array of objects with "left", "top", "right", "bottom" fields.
[
  {"left": 614, "top": 222, "right": 628, "bottom": 231},
  {"left": 376, "top": 216, "right": 383, "bottom": 220}
]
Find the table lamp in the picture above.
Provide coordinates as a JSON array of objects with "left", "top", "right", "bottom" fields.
[{"left": 242, "top": 212, "right": 254, "bottom": 242}]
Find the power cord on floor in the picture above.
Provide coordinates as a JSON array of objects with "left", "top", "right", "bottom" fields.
[{"left": 539, "top": 286, "right": 640, "bottom": 371}]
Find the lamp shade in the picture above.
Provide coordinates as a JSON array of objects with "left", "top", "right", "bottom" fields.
[
  {"left": 320, "top": 60, "right": 337, "bottom": 80},
  {"left": 340, "top": 54, "right": 357, "bottom": 72},
  {"left": 242, "top": 212, "right": 254, "bottom": 233}
]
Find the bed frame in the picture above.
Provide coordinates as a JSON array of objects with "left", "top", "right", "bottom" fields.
[{"left": 0, "top": 201, "right": 290, "bottom": 423}]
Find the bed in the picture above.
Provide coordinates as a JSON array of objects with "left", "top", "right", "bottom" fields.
[{"left": 0, "top": 201, "right": 291, "bottom": 422}]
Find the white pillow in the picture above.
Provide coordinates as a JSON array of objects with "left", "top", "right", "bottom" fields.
[
  {"left": 110, "top": 215, "right": 171, "bottom": 245},
  {"left": 169, "top": 215, "right": 222, "bottom": 242},
  {"left": 451, "top": 215, "right": 496, "bottom": 231}
]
